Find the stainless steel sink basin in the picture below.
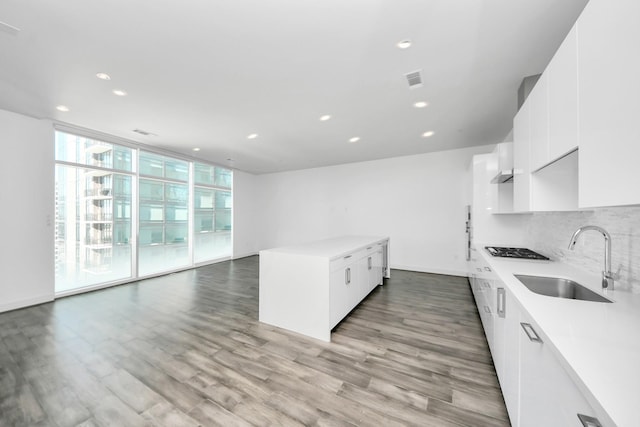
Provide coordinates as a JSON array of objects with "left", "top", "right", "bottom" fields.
[{"left": 514, "top": 274, "right": 612, "bottom": 303}]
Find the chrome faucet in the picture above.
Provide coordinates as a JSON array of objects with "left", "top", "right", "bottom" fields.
[{"left": 568, "top": 225, "right": 614, "bottom": 290}]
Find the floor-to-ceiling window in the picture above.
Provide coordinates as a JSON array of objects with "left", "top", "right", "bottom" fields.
[
  {"left": 55, "top": 133, "right": 134, "bottom": 292},
  {"left": 138, "top": 151, "right": 190, "bottom": 276},
  {"left": 193, "top": 163, "right": 232, "bottom": 263},
  {"left": 54, "top": 130, "right": 233, "bottom": 294}
]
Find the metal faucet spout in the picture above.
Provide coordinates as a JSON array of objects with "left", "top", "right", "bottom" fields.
[{"left": 568, "top": 225, "right": 614, "bottom": 290}]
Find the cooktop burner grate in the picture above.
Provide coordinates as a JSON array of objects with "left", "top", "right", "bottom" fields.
[{"left": 485, "top": 246, "right": 549, "bottom": 260}]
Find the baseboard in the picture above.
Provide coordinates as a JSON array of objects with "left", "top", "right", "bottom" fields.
[
  {"left": 232, "top": 251, "right": 259, "bottom": 260},
  {"left": 0, "top": 292, "right": 54, "bottom": 314},
  {"left": 390, "top": 264, "right": 467, "bottom": 278}
]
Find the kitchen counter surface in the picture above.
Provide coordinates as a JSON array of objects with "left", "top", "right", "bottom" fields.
[
  {"left": 261, "top": 235, "right": 388, "bottom": 259},
  {"left": 476, "top": 244, "right": 640, "bottom": 427}
]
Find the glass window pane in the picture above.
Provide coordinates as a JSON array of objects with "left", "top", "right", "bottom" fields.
[
  {"left": 138, "top": 178, "right": 189, "bottom": 276},
  {"left": 139, "top": 151, "right": 188, "bottom": 181},
  {"left": 139, "top": 179, "right": 164, "bottom": 201},
  {"left": 215, "top": 167, "right": 232, "bottom": 188},
  {"left": 55, "top": 132, "right": 133, "bottom": 172},
  {"left": 139, "top": 152, "right": 164, "bottom": 178},
  {"left": 194, "top": 163, "right": 215, "bottom": 185},
  {"left": 165, "top": 159, "right": 189, "bottom": 181},
  {"left": 194, "top": 187, "right": 232, "bottom": 263},
  {"left": 55, "top": 165, "right": 133, "bottom": 292}
]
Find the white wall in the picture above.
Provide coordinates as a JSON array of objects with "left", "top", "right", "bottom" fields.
[
  {"left": 232, "top": 170, "right": 261, "bottom": 259},
  {"left": 0, "top": 110, "right": 55, "bottom": 312},
  {"left": 254, "top": 145, "right": 493, "bottom": 276}
]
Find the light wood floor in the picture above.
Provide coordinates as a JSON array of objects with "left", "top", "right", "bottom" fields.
[{"left": 0, "top": 256, "right": 510, "bottom": 426}]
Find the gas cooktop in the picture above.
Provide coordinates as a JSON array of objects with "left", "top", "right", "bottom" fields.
[{"left": 485, "top": 246, "right": 549, "bottom": 260}]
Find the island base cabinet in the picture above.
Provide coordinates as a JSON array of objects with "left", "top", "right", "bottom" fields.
[
  {"left": 329, "top": 248, "right": 384, "bottom": 329},
  {"left": 518, "top": 314, "right": 602, "bottom": 427},
  {"left": 260, "top": 236, "right": 389, "bottom": 342},
  {"left": 329, "top": 262, "right": 360, "bottom": 328}
]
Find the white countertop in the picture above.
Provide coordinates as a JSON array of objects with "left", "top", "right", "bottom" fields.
[
  {"left": 476, "top": 243, "right": 640, "bottom": 427},
  {"left": 260, "top": 235, "right": 388, "bottom": 260}
]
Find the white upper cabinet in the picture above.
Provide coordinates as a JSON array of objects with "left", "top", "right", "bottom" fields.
[
  {"left": 577, "top": 0, "right": 640, "bottom": 208},
  {"left": 547, "top": 25, "right": 579, "bottom": 162},
  {"left": 527, "top": 74, "right": 549, "bottom": 172},
  {"left": 513, "top": 102, "right": 531, "bottom": 212}
]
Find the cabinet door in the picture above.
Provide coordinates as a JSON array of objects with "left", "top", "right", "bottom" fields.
[
  {"left": 578, "top": 0, "right": 640, "bottom": 207},
  {"left": 547, "top": 25, "right": 578, "bottom": 161},
  {"left": 365, "top": 251, "right": 381, "bottom": 292},
  {"left": 477, "top": 278, "right": 494, "bottom": 348},
  {"left": 501, "top": 289, "right": 520, "bottom": 426},
  {"left": 519, "top": 314, "right": 600, "bottom": 427},
  {"left": 513, "top": 102, "right": 531, "bottom": 212},
  {"left": 528, "top": 75, "right": 549, "bottom": 172},
  {"left": 330, "top": 264, "right": 357, "bottom": 328}
]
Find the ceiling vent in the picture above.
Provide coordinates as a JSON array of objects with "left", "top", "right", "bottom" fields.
[
  {"left": 405, "top": 69, "right": 423, "bottom": 89},
  {"left": 133, "top": 129, "right": 155, "bottom": 136}
]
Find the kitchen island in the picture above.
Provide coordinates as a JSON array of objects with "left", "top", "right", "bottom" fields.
[{"left": 259, "top": 236, "right": 389, "bottom": 342}]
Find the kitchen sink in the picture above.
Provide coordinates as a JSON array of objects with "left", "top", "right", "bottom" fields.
[{"left": 514, "top": 274, "right": 612, "bottom": 303}]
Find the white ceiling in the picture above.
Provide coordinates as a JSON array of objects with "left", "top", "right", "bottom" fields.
[{"left": 0, "top": 0, "right": 588, "bottom": 174}]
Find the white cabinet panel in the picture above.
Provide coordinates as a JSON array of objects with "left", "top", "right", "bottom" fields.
[
  {"left": 578, "top": 0, "right": 640, "bottom": 207},
  {"left": 528, "top": 75, "right": 549, "bottom": 172},
  {"left": 519, "top": 314, "right": 600, "bottom": 427},
  {"left": 368, "top": 249, "right": 384, "bottom": 292},
  {"left": 547, "top": 25, "right": 579, "bottom": 161},
  {"left": 513, "top": 103, "right": 531, "bottom": 212}
]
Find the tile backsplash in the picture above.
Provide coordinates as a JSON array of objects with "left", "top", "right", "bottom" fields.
[{"left": 525, "top": 206, "right": 640, "bottom": 293}]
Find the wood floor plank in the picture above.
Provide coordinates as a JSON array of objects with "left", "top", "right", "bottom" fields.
[
  {"left": 102, "top": 369, "right": 165, "bottom": 413},
  {"left": 141, "top": 401, "right": 201, "bottom": 427},
  {"left": 0, "top": 256, "right": 510, "bottom": 426}
]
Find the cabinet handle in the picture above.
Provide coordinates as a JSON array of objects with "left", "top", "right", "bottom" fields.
[
  {"left": 497, "top": 288, "right": 506, "bottom": 318},
  {"left": 520, "top": 322, "right": 543, "bottom": 343},
  {"left": 367, "top": 246, "right": 373, "bottom": 250},
  {"left": 484, "top": 266, "right": 492, "bottom": 272},
  {"left": 476, "top": 267, "right": 482, "bottom": 272},
  {"left": 344, "top": 255, "right": 352, "bottom": 260},
  {"left": 368, "top": 257, "right": 372, "bottom": 270},
  {"left": 483, "top": 306, "right": 491, "bottom": 314},
  {"left": 577, "top": 414, "right": 603, "bottom": 427},
  {"left": 345, "top": 267, "right": 351, "bottom": 285}
]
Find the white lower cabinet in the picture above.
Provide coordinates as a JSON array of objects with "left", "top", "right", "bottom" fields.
[
  {"left": 470, "top": 254, "right": 606, "bottom": 426},
  {"left": 329, "top": 246, "right": 384, "bottom": 329},
  {"left": 491, "top": 285, "right": 519, "bottom": 426},
  {"left": 518, "top": 313, "right": 601, "bottom": 427},
  {"left": 368, "top": 249, "right": 384, "bottom": 292}
]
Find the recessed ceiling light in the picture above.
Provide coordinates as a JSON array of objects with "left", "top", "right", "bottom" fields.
[
  {"left": 422, "top": 131, "right": 435, "bottom": 138},
  {"left": 56, "top": 105, "right": 70, "bottom": 112},
  {"left": 96, "top": 73, "right": 111, "bottom": 80},
  {"left": 319, "top": 115, "right": 332, "bottom": 121},
  {"left": 413, "top": 101, "right": 428, "bottom": 108},
  {"left": 192, "top": 148, "right": 201, "bottom": 152},
  {"left": 113, "top": 89, "right": 127, "bottom": 96},
  {"left": 247, "top": 133, "right": 258, "bottom": 139},
  {"left": 397, "top": 39, "right": 412, "bottom": 49},
  {"left": 349, "top": 137, "right": 360, "bottom": 143}
]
